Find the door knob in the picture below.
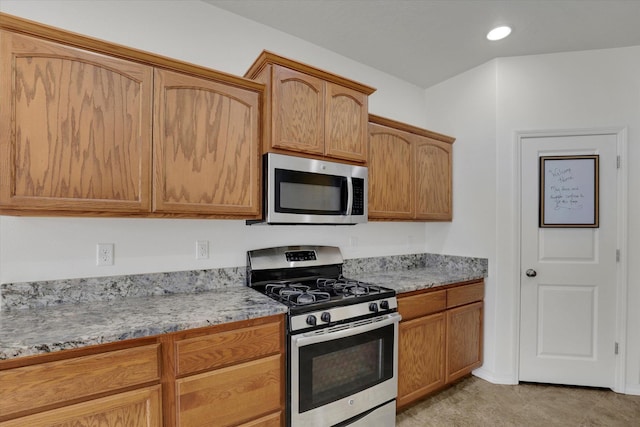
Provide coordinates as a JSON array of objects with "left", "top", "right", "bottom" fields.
[{"left": 526, "top": 269, "right": 537, "bottom": 277}]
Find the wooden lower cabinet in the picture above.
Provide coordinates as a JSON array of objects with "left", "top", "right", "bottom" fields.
[
  {"left": 397, "top": 281, "right": 484, "bottom": 410},
  {"left": 177, "top": 355, "right": 281, "bottom": 426},
  {"left": 0, "top": 343, "right": 161, "bottom": 423},
  {"left": 398, "top": 312, "right": 446, "bottom": 408},
  {"left": 0, "top": 386, "right": 162, "bottom": 427},
  {"left": 0, "top": 314, "right": 285, "bottom": 427},
  {"left": 169, "top": 314, "right": 285, "bottom": 427},
  {"left": 446, "top": 301, "right": 483, "bottom": 384}
]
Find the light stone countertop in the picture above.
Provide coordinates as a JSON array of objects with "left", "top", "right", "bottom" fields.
[
  {"left": 0, "top": 252, "right": 488, "bottom": 361},
  {"left": 0, "top": 286, "right": 287, "bottom": 360},
  {"left": 350, "top": 267, "right": 485, "bottom": 294}
]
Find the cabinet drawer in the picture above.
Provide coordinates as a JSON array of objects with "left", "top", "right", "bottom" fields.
[
  {"left": 447, "top": 281, "right": 484, "bottom": 308},
  {"left": 177, "top": 354, "right": 282, "bottom": 427},
  {"left": 398, "top": 289, "right": 446, "bottom": 321},
  {"left": 176, "top": 321, "right": 282, "bottom": 376},
  {"left": 0, "top": 344, "right": 160, "bottom": 419},
  {"left": 237, "top": 411, "right": 282, "bottom": 427},
  {"left": 0, "top": 385, "right": 162, "bottom": 427}
]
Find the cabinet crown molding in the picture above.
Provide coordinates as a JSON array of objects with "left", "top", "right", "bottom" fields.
[
  {"left": 0, "top": 12, "right": 263, "bottom": 91},
  {"left": 369, "top": 114, "right": 455, "bottom": 144},
  {"left": 245, "top": 49, "right": 376, "bottom": 95}
]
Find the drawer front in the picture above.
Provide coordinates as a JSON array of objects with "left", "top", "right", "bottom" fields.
[
  {"left": 0, "top": 385, "right": 162, "bottom": 427},
  {"left": 397, "top": 289, "right": 446, "bottom": 321},
  {"left": 176, "top": 321, "right": 282, "bottom": 376},
  {"left": 177, "top": 354, "right": 282, "bottom": 427},
  {"left": 446, "top": 281, "right": 484, "bottom": 308},
  {"left": 0, "top": 344, "right": 160, "bottom": 419},
  {"left": 237, "top": 411, "right": 282, "bottom": 427}
]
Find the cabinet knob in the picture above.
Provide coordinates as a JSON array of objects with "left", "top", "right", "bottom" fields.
[{"left": 525, "top": 269, "right": 537, "bottom": 277}]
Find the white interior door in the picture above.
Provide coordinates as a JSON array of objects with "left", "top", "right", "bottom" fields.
[{"left": 519, "top": 133, "right": 618, "bottom": 388}]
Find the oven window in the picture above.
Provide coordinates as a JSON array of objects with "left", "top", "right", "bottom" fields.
[
  {"left": 298, "top": 324, "right": 394, "bottom": 412},
  {"left": 275, "top": 169, "right": 347, "bottom": 214}
]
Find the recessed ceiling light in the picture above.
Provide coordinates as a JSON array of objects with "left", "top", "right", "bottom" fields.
[{"left": 487, "top": 26, "right": 512, "bottom": 41}]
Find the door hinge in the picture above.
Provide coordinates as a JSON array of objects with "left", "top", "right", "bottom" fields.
[
  {"left": 615, "top": 342, "right": 619, "bottom": 355},
  {"left": 617, "top": 155, "right": 621, "bottom": 169},
  {"left": 616, "top": 249, "right": 620, "bottom": 262}
]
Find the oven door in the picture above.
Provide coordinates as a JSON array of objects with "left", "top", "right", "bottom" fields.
[{"left": 290, "top": 313, "right": 400, "bottom": 427}]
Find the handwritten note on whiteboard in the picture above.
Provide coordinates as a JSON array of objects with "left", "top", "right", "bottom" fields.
[{"left": 540, "top": 155, "right": 599, "bottom": 227}]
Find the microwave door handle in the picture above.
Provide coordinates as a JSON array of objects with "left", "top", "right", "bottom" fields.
[{"left": 346, "top": 177, "right": 353, "bottom": 215}]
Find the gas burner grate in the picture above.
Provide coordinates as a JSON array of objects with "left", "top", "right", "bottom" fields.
[
  {"left": 285, "top": 290, "right": 331, "bottom": 306},
  {"left": 265, "top": 282, "right": 309, "bottom": 297},
  {"left": 316, "top": 276, "right": 377, "bottom": 296},
  {"left": 265, "top": 282, "right": 331, "bottom": 306}
]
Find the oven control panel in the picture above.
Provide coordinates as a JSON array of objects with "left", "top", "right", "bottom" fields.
[
  {"left": 286, "top": 250, "right": 317, "bottom": 262},
  {"left": 290, "top": 297, "right": 398, "bottom": 332}
]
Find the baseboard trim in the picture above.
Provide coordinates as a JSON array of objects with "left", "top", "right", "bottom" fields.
[{"left": 472, "top": 367, "right": 518, "bottom": 385}]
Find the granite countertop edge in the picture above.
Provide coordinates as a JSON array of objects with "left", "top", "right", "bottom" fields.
[
  {"left": 1, "top": 255, "right": 488, "bottom": 361},
  {"left": 0, "top": 287, "right": 288, "bottom": 361}
]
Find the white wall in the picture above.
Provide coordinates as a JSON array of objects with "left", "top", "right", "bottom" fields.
[
  {"left": 0, "top": 0, "right": 435, "bottom": 283},
  {"left": 424, "top": 47, "right": 640, "bottom": 392}
]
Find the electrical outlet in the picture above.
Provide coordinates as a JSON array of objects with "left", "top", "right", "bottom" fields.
[
  {"left": 196, "top": 240, "right": 209, "bottom": 260},
  {"left": 97, "top": 243, "right": 114, "bottom": 266}
]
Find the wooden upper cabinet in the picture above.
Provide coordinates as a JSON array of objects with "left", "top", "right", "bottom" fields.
[
  {"left": 246, "top": 50, "right": 375, "bottom": 163},
  {"left": 271, "top": 65, "right": 324, "bottom": 155},
  {"left": 368, "top": 122, "right": 413, "bottom": 219},
  {"left": 368, "top": 114, "right": 455, "bottom": 221},
  {"left": 0, "top": 13, "right": 265, "bottom": 218},
  {"left": 0, "top": 30, "right": 153, "bottom": 213},
  {"left": 153, "top": 69, "right": 261, "bottom": 217},
  {"left": 414, "top": 136, "right": 452, "bottom": 220},
  {"left": 325, "top": 83, "right": 369, "bottom": 162}
]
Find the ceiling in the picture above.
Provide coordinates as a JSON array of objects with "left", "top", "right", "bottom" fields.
[{"left": 204, "top": 0, "right": 640, "bottom": 89}]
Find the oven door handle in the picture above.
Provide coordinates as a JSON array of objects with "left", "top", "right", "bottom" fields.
[{"left": 292, "top": 312, "right": 401, "bottom": 347}]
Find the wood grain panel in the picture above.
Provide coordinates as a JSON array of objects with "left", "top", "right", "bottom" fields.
[
  {"left": 414, "top": 137, "right": 452, "bottom": 220},
  {"left": 325, "top": 82, "right": 367, "bottom": 162},
  {"left": 175, "top": 321, "right": 281, "bottom": 376},
  {"left": 368, "top": 122, "right": 413, "bottom": 219},
  {"left": 177, "top": 355, "right": 281, "bottom": 427},
  {"left": 0, "top": 385, "right": 161, "bottom": 427},
  {"left": 446, "top": 302, "right": 483, "bottom": 383},
  {"left": 153, "top": 68, "right": 260, "bottom": 215},
  {"left": 272, "top": 65, "right": 324, "bottom": 154},
  {"left": 0, "top": 30, "right": 152, "bottom": 212},
  {"left": 397, "top": 289, "right": 446, "bottom": 321},
  {"left": 447, "top": 281, "right": 484, "bottom": 308},
  {"left": 237, "top": 411, "right": 281, "bottom": 427},
  {"left": 398, "top": 313, "right": 446, "bottom": 409},
  {"left": 0, "top": 344, "right": 160, "bottom": 419}
]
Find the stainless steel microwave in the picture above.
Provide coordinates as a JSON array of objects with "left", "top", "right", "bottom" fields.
[{"left": 249, "top": 153, "right": 368, "bottom": 225}]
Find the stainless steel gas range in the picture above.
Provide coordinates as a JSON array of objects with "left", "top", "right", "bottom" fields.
[{"left": 247, "top": 245, "right": 400, "bottom": 427}]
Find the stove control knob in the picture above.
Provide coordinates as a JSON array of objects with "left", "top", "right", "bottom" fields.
[
  {"left": 306, "top": 315, "right": 317, "bottom": 326},
  {"left": 321, "top": 312, "right": 331, "bottom": 323},
  {"left": 380, "top": 300, "right": 390, "bottom": 310},
  {"left": 369, "top": 302, "right": 379, "bottom": 313}
]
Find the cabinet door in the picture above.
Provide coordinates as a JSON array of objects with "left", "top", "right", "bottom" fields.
[
  {"left": 414, "top": 136, "right": 452, "bottom": 220},
  {"left": 176, "top": 354, "right": 282, "bottom": 427},
  {"left": 397, "top": 312, "right": 446, "bottom": 409},
  {"left": 0, "top": 31, "right": 152, "bottom": 213},
  {"left": 325, "top": 82, "right": 368, "bottom": 162},
  {"left": 271, "top": 65, "right": 324, "bottom": 155},
  {"left": 368, "top": 123, "right": 413, "bottom": 219},
  {"left": 153, "top": 68, "right": 260, "bottom": 216},
  {"left": 0, "top": 385, "right": 162, "bottom": 427},
  {"left": 446, "top": 301, "right": 483, "bottom": 383}
]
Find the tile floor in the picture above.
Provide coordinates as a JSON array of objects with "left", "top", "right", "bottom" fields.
[{"left": 396, "top": 376, "right": 640, "bottom": 426}]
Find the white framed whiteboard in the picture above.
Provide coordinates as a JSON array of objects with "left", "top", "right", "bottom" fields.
[{"left": 539, "top": 155, "right": 599, "bottom": 227}]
